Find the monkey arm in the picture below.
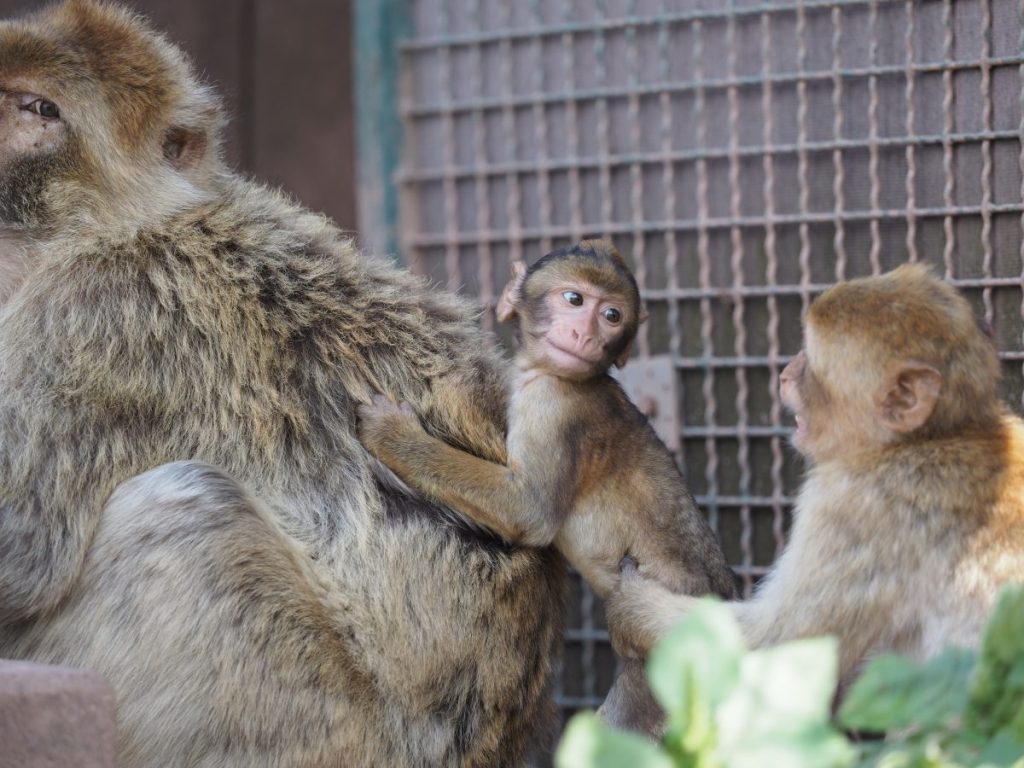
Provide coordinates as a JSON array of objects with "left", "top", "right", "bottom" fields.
[
  {"left": 727, "top": 527, "right": 897, "bottom": 682},
  {"left": 358, "top": 397, "right": 574, "bottom": 547},
  {"left": 605, "top": 574, "right": 698, "bottom": 658},
  {"left": 608, "top": 506, "right": 891, "bottom": 681}
]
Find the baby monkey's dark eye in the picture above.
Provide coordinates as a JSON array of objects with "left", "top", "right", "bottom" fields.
[
  {"left": 602, "top": 307, "right": 622, "bottom": 324},
  {"left": 26, "top": 99, "right": 60, "bottom": 119},
  {"left": 562, "top": 290, "right": 583, "bottom": 306}
]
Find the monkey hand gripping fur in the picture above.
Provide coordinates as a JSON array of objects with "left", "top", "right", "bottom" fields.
[
  {"left": 0, "top": 3, "right": 572, "bottom": 766},
  {"left": 359, "top": 240, "right": 737, "bottom": 737},
  {"left": 607, "top": 264, "right": 1024, "bottom": 698}
]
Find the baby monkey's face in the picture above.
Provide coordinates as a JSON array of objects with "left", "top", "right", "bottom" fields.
[{"left": 524, "top": 280, "right": 634, "bottom": 380}]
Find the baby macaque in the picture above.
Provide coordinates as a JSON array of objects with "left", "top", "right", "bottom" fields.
[{"left": 359, "top": 240, "right": 735, "bottom": 600}]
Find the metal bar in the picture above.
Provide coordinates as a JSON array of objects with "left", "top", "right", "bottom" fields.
[
  {"left": 765, "top": 5, "right": 788, "bottom": 563},
  {"left": 626, "top": 0, "right": 650, "bottom": 358},
  {"left": 694, "top": 494, "right": 797, "bottom": 506},
  {"left": 595, "top": 0, "right": 615, "bottom": 244},
  {"left": 562, "top": 11, "right": 584, "bottom": 242},
  {"left": 726, "top": 1, "right": 755, "bottom": 597},
  {"left": 832, "top": 2, "right": 848, "bottom": 280},
  {"left": 1020, "top": 0, "right": 1024, "bottom": 412},
  {"left": 498, "top": 4, "right": 524, "bottom": 268},
  {"left": 401, "top": 57, "right": 1024, "bottom": 118},
  {"left": 398, "top": 0, "right": 928, "bottom": 51},
  {"left": 397, "top": 129, "right": 1022, "bottom": 183},
  {"left": 797, "top": 0, "right": 812, "bottom": 315},
  {"left": 904, "top": 0, "right": 918, "bottom": 262},
  {"left": 472, "top": 274, "right": 1024, "bottom": 311},
  {"left": 469, "top": 0, "right": 495, "bottom": 330},
  {"left": 529, "top": 0, "right": 554, "bottom": 258},
  {"left": 644, "top": 274, "right": 1024, "bottom": 298},
  {"left": 867, "top": 0, "right": 882, "bottom": 274},
  {"left": 942, "top": 0, "right": 956, "bottom": 278},
  {"left": 694, "top": 17, "right": 721, "bottom": 539},
  {"left": 659, "top": 2, "right": 682, "bottom": 467},
  {"left": 981, "top": 0, "right": 995, "bottom": 327},
  {"left": 439, "top": 3, "right": 461, "bottom": 291},
  {"left": 671, "top": 350, "right": 1024, "bottom": 370},
  {"left": 404, "top": 202, "right": 1024, "bottom": 247}
]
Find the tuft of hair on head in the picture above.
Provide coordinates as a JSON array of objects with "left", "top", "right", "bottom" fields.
[
  {"left": 526, "top": 239, "right": 636, "bottom": 293},
  {"left": 524, "top": 239, "right": 641, "bottom": 313}
]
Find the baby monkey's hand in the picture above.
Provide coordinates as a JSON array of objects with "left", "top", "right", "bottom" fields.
[
  {"left": 357, "top": 395, "right": 423, "bottom": 458},
  {"left": 606, "top": 554, "right": 690, "bottom": 660}
]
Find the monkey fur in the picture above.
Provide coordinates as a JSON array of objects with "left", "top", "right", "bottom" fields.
[
  {"left": 0, "top": 3, "right": 570, "bottom": 766},
  {"left": 608, "top": 264, "right": 1024, "bottom": 694}
]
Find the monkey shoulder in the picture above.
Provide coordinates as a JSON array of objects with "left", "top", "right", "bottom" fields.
[{"left": 796, "top": 414, "right": 1024, "bottom": 564}]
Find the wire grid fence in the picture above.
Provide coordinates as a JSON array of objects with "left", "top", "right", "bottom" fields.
[{"left": 396, "top": 0, "right": 1024, "bottom": 717}]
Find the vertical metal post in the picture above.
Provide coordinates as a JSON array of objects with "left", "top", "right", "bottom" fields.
[{"left": 355, "top": 0, "right": 410, "bottom": 262}]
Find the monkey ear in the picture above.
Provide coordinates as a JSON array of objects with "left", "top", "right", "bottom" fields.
[
  {"left": 614, "top": 312, "right": 646, "bottom": 368},
  {"left": 614, "top": 339, "right": 635, "bottom": 369},
  {"left": 496, "top": 262, "right": 526, "bottom": 323},
  {"left": 163, "top": 126, "right": 208, "bottom": 171},
  {"left": 877, "top": 363, "right": 942, "bottom": 434}
]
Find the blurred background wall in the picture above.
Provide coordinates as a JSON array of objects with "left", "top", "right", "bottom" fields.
[{"left": 0, "top": 0, "right": 358, "bottom": 231}]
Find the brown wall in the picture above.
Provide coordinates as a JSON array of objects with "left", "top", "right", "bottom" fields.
[{"left": 0, "top": 0, "right": 357, "bottom": 230}]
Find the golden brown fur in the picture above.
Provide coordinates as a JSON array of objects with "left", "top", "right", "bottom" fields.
[
  {"left": 0, "top": 2, "right": 567, "bottom": 765},
  {"left": 608, "top": 264, "right": 1024, "bottom": 692}
]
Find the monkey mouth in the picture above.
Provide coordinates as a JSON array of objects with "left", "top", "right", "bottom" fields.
[
  {"left": 543, "top": 340, "right": 602, "bottom": 370},
  {"left": 792, "top": 414, "right": 808, "bottom": 443}
]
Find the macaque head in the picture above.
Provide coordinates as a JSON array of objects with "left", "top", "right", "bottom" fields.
[
  {"left": 0, "top": 0, "right": 224, "bottom": 236},
  {"left": 497, "top": 239, "right": 646, "bottom": 381},
  {"left": 782, "top": 264, "right": 1001, "bottom": 463}
]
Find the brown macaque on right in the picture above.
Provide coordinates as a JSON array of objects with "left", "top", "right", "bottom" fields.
[
  {"left": 359, "top": 239, "right": 735, "bottom": 602},
  {"left": 608, "top": 264, "right": 1024, "bottom": 697}
]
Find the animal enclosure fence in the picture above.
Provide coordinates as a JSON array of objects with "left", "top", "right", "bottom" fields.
[{"left": 389, "top": 0, "right": 1024, "bottom": 717}]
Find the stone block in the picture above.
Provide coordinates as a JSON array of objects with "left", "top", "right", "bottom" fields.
[{"left": 0, "top": 659, "right": 117, "bottom": 768}]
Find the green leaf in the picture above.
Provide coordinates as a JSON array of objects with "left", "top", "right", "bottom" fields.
[
  {"left": 722, "top": 725, "right": 856, "bottom": 768},
  {"left": 968, "top": 586, "right": 1024, "bottom": 740},
  {"left": 972, "top": 729, "right": 1024, "bottom": 767},
  {"left": 716, "top": 636, "right": 841, "bottom": 750},
  {"left": 646, "top": 598, "right": 745, "bottom": 719},
  {"left": 838, "top": 649, "right": 974, "bottom": 733},
  {"left": 555, "top": 712, "right": 677, "bottom": 768},
  {"left": 660, "top": 666, "right": 717, "bottom": 764}
]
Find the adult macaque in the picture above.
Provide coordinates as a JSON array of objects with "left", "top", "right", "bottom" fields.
[
  {"left": 359, "top": 240, "right": 736, "bottom": 600},
  {"left": 608, "top": 265, "right": 1024, "bottom": 691},
  {"left": 0, "top": 2, "right": 565, "bottom": 766}
]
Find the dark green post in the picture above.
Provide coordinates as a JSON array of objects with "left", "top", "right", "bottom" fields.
[{"left": 354, "top": 0, "right": 410, "bottom": 263}]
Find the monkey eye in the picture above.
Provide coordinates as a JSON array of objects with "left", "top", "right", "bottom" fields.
[
  {"left": 23, "top": 99, "right": 60, "bottom": 119},
  {"left": 562, "top": 290, "right": 584, "bottom": 307},
  {"left": 602, "top": 307, "right": 622, "bottom": 324}
]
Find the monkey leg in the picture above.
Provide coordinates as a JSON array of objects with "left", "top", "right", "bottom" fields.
[{"left": 3, "top": 461, "right": 380, "bottom": 768}]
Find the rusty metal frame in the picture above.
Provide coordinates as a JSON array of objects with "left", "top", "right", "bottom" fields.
[{"left": 396, "top": 0, "right": 1024, "bottom": 714}]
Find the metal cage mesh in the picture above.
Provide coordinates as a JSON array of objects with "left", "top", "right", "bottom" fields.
[{"left": 396, "top": 0, "right": 1024, "bottom": 716}]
